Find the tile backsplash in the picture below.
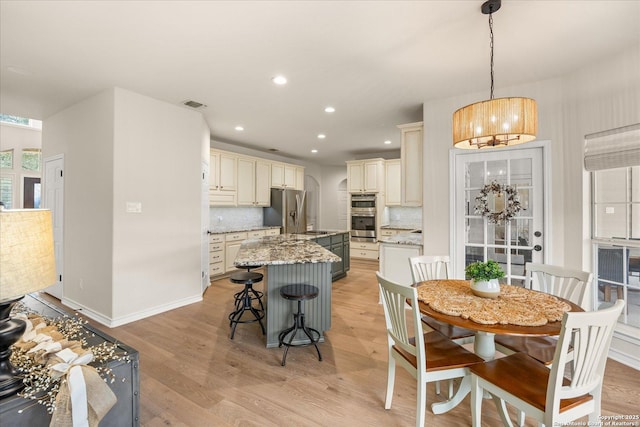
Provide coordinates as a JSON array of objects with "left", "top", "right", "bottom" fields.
[
  {"left": 210, "top": 207, "right": 263, "bottom": 230},
  {"left": 385, "top": 206, "right": 422, "bottom": 226}
]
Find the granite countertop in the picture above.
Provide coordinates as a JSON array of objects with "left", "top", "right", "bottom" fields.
[
  {"left": 378, "top": 231, "right": 423, "bottom": 246},
  {"left": 381, "top": 223, "right": 422, "bottom": 230},
  {"left": 235, "top": 234, "right": 341, "bottom": 266},
  {"left": 210, "top": 225, "right": 281, "bottom": 234}
]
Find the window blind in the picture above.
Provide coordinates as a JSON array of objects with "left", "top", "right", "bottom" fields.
[{"left": 584, "top": 123, "right": 640, "bottom": 171}]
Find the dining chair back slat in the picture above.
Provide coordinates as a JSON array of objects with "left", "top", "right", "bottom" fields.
[
  {"left": 527, "top": 262, "right": 594, "bottom": 311},
  {"left": 409, "top": 255, "right": 450, "bottom": 283}
]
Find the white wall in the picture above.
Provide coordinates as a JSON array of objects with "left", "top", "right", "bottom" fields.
[{"left": 43, "top": 87, "right": 209, "bottom": 326}]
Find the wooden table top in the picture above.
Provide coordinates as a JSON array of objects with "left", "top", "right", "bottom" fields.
[{"left": 414, "top": 279, "right": 583, "bottom": 337}]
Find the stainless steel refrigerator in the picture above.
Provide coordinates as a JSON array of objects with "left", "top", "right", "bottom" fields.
[{"left": 263, "top": 188, "right": 307, "bottom": 234}]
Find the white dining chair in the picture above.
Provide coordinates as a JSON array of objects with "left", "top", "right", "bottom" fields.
[
  {"left": 470, "top": 299, "right": 624, "bottom": 427},
  {"left": 494, "top": 262, "right": 594, "bottom": 365},
  {"left": 376, "top": 272, "right": 483, "bottom": 427},
  {"left": 408, "top": 255, "right": 477, "bottom": 398}
]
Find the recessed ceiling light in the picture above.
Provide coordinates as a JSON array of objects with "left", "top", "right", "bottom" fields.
[
  {"left": 311, "top": 149, "right": 318, "bottom": 153},
  {"left": 272, "top": 75, "right": 287, "bottom": 85},
  {"left": 317, "top": 134, "right": 326, "bottom": 139},
  {"left": 384, "top": 140, "right": 392, "bottom": 145},
  {"left": 235, "top": 126, "right": 244, "bottom": 131},
  {"left": 324, "top": 106, "right": 335, "bottom": 113}
]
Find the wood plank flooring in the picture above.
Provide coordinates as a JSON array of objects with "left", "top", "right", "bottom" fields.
[{"left": 44, "top": 260, "right": 639, "bottom": 426}]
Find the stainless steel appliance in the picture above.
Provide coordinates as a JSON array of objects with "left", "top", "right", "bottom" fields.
[
  {"left": 264, "top": 188, "right": 307, "bottom": 234},
  {"left": 350, "top": 194, "right": 376, "bottom": 242}
]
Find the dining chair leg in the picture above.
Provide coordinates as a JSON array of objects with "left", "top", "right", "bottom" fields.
[
  {"left": 471, "top": 375, "right": 482, "bottom": 427},
  {"left": 491, "top": 394, "right": 514, "bottom": 427},
  {"left": 517, "top": 409, "right": 525, "bottom": 426},
  {"left": 416, "top": 375, "right": 426, "bottom": 427},
  {"left": 384, "top": 353, "right": 396, "bottom": 409}
]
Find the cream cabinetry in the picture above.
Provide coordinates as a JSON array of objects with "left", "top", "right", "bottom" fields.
[
  {"left": 379, "top": 228, "right": 406, "bottom": 238},
  {"left": 398, "top": 122, "right": 423, "bottom": 206},
  {"left": 210, "top": 150, "right": 237, "bottom": 206},
  {"left": 225, "top": 232, "right": 248, "bottom": 271},
  {"left": 265, "top": 228, "right": 280, "bottom": 236},
  {"left": 379, "top": 242, "right": 423, "bottom": 286},
  {"left": 209, "top": 234, "right": 226, "bottom": 277},
  {"left": 237, "top": 157, "right": 271, "bottom": 206},
  {"left": 350, "top": 240, "right": 379, "bottom": 260},
  {"left": 272, "top": 162, "right": 303, "bottom": 190},
  {"left": 385, "top": 159, "right": 401, "bottom": 206},
  {"left": 346, "top": 159, "right": 384, "bottom": 193}
]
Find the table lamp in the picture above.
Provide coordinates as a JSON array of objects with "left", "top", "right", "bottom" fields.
[{"left": 0, "top": 208, "right": 56, "bottom": 397}]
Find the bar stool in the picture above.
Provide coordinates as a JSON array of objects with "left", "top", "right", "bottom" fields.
[
  {"left": 278, "top": 284, "right": 322, "bottom": 366},
  {"left": 228, "top": 271, "right": 265, "bottom": 339},
  {"left": 233, "top": 264, "right": 263, "bottom": 309}
]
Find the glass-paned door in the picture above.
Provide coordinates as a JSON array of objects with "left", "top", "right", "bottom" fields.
[{"left": 454, "top": 147, "right": 544, "bottom": 286}]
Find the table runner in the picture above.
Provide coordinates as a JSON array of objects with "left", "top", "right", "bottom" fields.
[{"left": 416, "top": 280, "right": 571, "bottom": 326}]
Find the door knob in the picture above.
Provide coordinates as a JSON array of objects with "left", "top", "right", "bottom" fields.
[{"left": 534, "top": 245, "right": 542, "bottom": 251}]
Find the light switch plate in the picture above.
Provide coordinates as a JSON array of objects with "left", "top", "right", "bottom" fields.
[{"left": 126, "top": 202, "right": 142, "bottom": 213}]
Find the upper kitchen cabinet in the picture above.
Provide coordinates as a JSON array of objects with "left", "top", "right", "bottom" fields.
[
  {"left": 398, "top": 122, "right": 423, "bottom": 206},
  {"left": 346, "top": 158, "right": 384, "bottom": 193},
  {"left": 385, "top": 159, "right": 401, "bottom": 206},
  {"left": 272, "top": 162, "right": 304, "bottom": 190},
  {"left": 237, "top": 156, "right": 271, "bottom": 206},
  {"left": 210, "top": 149, "right": 237, "bottom": 206}
]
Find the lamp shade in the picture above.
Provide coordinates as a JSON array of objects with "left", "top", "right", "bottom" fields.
[
  {"left": 0, "top": 209, "right": 56, "bottom": 301},
  {"left": 452, "top": 97, "right": 538, "bottom": 149}
]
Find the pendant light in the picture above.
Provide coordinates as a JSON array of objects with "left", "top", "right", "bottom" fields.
[{"left": 453, "top": 0, "right": 538, "bottom": 149}]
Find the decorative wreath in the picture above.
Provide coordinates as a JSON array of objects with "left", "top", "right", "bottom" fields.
[{"left": 474, "top": 181, "right": 521, "bottom": 224}]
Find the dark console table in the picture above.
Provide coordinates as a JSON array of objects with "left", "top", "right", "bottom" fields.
[{"left": 0, "top": 294, "right": 140, "bottom": 426}]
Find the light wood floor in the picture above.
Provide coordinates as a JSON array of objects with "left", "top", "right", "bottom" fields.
[{"left": 50, "top": 260, "right": 639, "bottom": 426}]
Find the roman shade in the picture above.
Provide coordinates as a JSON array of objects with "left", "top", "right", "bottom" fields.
[{"left": 584, "top": 123, "right": 640, "bottom": 171}]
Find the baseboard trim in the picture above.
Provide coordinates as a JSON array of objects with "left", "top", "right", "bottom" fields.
[
  {"left": 62, "top": 294, "right": 203, "bottom": 328},
  {"left": 609, "top": 348, "right": 640, "bottom": 370}
]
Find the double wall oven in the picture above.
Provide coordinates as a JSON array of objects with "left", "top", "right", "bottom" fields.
[{"left": 350, "top": 194, "right": 376, "bottom": 242}]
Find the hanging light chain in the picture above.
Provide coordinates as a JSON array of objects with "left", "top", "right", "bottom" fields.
[{"left": 489, "top": 11, "right": 495, "bottom": 100}]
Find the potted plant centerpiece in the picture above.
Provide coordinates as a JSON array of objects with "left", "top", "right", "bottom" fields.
[{"left": 465, "top": 259, "right": 505, "bottom": 298}]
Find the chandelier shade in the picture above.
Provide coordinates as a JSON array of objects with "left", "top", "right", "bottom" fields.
[{"left": 453, "top": 97, "right": 538, "bottom": 149}]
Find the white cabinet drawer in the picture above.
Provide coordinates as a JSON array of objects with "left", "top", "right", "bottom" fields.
[
  {"left": 248, "top": 230, "right": 266, "bottom": 239},
  {"left": 225, "top": 232, "right": 248, "bottom": 242},
  {"left": 209, "top": 252, "right": 224, "bottom": 263},
  {"left": 351, "top": 241, "right": 379, "bottom": 251},
  {"left": 209, "top": 242, "right": 224, "bottom": 252},
  {"left": 351, "top": 249, "right": 379, "bottom": 260},
  {"left": 210, "top": 262, "right": 224, "bottom": 276},
  {"left": 209, "top": 234, "right": 225, "bottom": 244},
  {"left": 265, "top": 228, "right": 280, "bottom": 236}
]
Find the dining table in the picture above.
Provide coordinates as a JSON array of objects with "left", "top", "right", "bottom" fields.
[{"left": 413, "top": 279, "right": 583, "bottom": 414}]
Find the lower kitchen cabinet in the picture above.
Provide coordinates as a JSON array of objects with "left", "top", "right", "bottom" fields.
[
  {"left": 379, "top": 242, "right": 422, "bottom": 286},
  {"left": 350, "top": 240, "right": 379, "bottom": 260},
  {"left": 209, "top": 228, "right": 280, "bottom": 278},
  {"left": 311, "top": 232, "right": 350, "bottom": 281}
]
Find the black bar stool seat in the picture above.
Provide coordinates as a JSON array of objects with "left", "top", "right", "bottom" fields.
[
  {"left": 278, "top": 284, "right": 322, "bottom": 366},
  {"left": 228, "top": 271, "right": 265, "bottom": 339}
]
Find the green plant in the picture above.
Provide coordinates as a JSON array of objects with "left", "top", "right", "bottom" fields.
[{"left": 465, "top": 259, "right": 505, "bottom": 281}]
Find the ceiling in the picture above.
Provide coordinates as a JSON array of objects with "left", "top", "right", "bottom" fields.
[{"left": 1, "top": 1, "right": 639, "bottom": 166}]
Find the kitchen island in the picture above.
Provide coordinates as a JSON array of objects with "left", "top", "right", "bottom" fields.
[{"left": 234, "top": 234, "right": 341, "bottom": 348}]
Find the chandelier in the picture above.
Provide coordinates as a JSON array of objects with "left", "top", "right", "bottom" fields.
[{"left": 453, "top": 0, "right": 538, "bottom": 149}]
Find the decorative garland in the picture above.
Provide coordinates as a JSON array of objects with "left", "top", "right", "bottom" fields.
[
  {"left": 474, "top": 181, "right": 521, "bottom": 224},
  {"left": 9, "top": 301, "right": 130, "bottom": 424}
]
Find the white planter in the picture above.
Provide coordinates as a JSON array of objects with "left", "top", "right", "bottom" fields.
[{"left": 470, "top": 278, "right": 501, "bottom": 299}]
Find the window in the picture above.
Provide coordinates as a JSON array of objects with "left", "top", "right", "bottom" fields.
[
  {"left": 587, "top": 124, "right": 640, "bottom": 328},
  {"left": 0, "top": 149, "right": 13, "bottom": 169},
  {"left": 0, "top": 175, "right": 14, "bottom": 208},
  {"left": 0, "top": 114, "right": 42, "bottom": 129},
  {"left": 21, "top": 149, "right": 41, "bottom": 172}
]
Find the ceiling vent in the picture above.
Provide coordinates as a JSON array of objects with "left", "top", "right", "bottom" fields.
[{"left": 183, "top": 100, "right": 207, "bottom": 109}]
